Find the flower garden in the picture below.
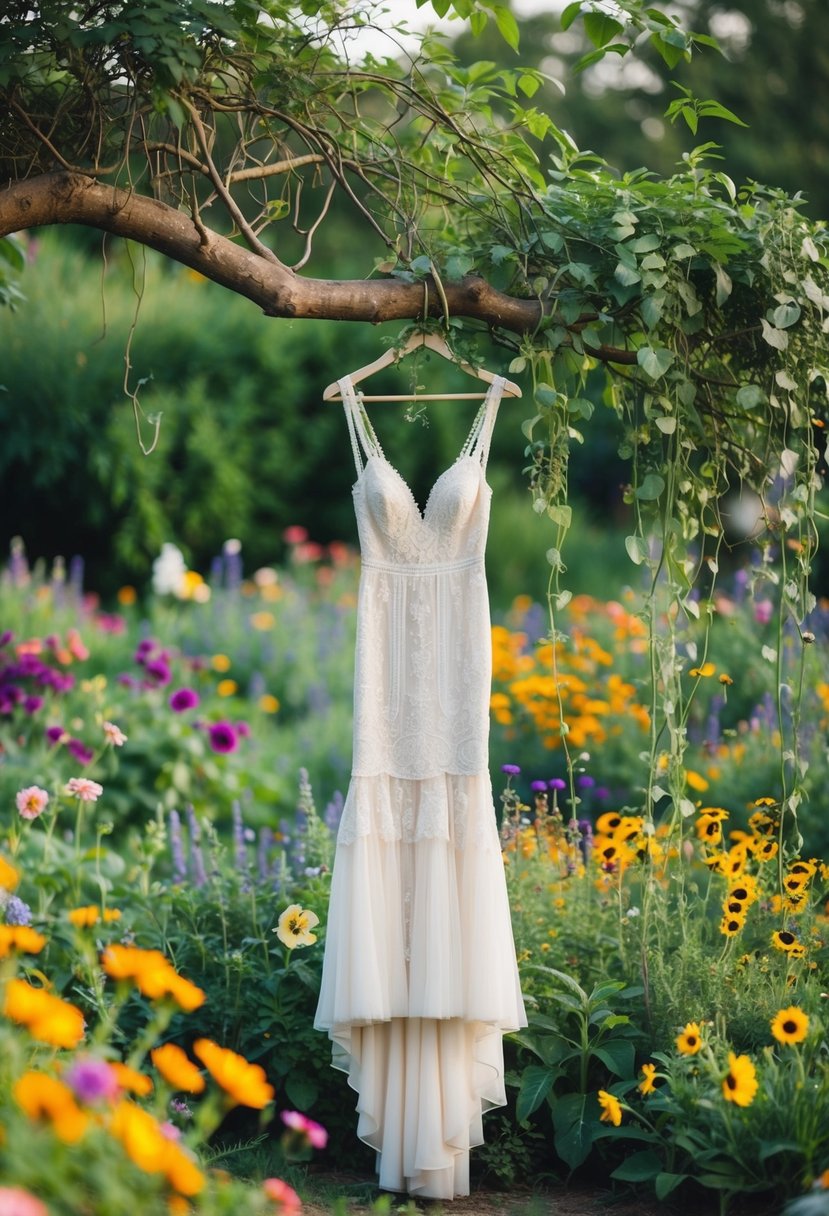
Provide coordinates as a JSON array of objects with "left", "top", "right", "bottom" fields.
[{"left": 2, "top": 531, "right": 829, "bottom": 1216}]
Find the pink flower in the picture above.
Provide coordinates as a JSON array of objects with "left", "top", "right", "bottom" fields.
[
  {"left": 15, "top": 786, "right": 49, "bottom": 821},
  {"left": 66, "top": 1056, "right": 119, "bottom": 1104},
  {"left": 283, "top": 525, "right": 308, "bottom": 545},
  {"left": 65, "top": 777, "right": 103, "bottom": 802},
  {"left": 754, "top": 599, "right": 774, "bottom": 625},
  {"left": 262, "top": 1179, "right": 302, "bottom": 1215},
  {"left": 103, "top": 721, "right": 127, "bottom": 747},
  {"left": 281, "top": 1109, "right": 328, "bottom": 1149},
  {"left": 0, "top": 1188, "right": 49, "bottom": 1216}
]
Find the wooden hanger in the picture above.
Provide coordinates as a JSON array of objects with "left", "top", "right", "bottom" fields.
[{"left": 322, "top": 331, "right": 522, "bottom": 402}]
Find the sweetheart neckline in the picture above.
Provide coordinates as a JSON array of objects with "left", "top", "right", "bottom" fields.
[{"left": 353, "top": 452, "right": 490, "bottom": 524}]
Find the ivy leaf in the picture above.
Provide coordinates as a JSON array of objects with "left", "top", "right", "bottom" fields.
[
  {"left": 772, "top": 301, "right": 801, "bottom": 329},
  {"left": 445, "top": 253, "right": 475, "bottom": 280},
  {"left": 629, "top": 232, "right": 661, "bottom": 254},
  {"left": 637, "top": 347, "right": 674, "bottom": 379},
  {"left": 655, "top": 416, "right": 677, "bottom": 434},
  {"left": 761, "top": 318, "right": 789, "bottom": 350},
  {"left": 614, "top": 261, "right": 641, "bottom": 287},
  {"left": 735, "top": 384, "right": 767, "bottom": 410},
  {"left": 635, "top": 473, "right": 666, "bottom": 501},
  {"left": 625, "top": 535, "right": 650, "bottom": 565}
]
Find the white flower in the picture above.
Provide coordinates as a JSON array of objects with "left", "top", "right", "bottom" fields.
[{"left": 152, "top": 543, "right": 187, "bottom": 596}]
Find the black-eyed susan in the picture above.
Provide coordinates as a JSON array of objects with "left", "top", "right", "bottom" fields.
[
  {"left": 784, "top": 873, "right": 810, "bottom": 895},
  {"left": 699, "top": 807, "right": 730, "bottom": 822},
  {"left": 719, "top": 913, "right": 745, "bottom": 937},
  {"left": 770, "top": 1006, "right": 809, "bottom": 1045},
  {"left": 787, "top": 943, "right": 807, "bottom": 960},
  {"left": 789, "top": 859, "right": 818, "bottom": 879},
  {"left": 727, "top": 877, "right": 758, "bottom": 906},
  {"left": 722, "top": 1052, "right": 758, "bottom": 1107},
  {"left": 771, "top": 929, "right": 799, "bottom": 953},
  {"left": 749, "top": 809, "right": 778, "bottom": 836},
  {"left": 751, "top": 837, "right": 779, "bottom": 862},
  {"left": 676, "top": 1022, "right": 703, "bottom": 1055},
  {"left": 696, "top": 816, "right": 724, "bottom": 845},
  {"left": 597, "top": 1089, "right": 622, "bottom": 1126},
  {"left": 638, "top": 1062, "right": 658, "bottom": 1095},
  {"left": 595, "top": 812, "right": 623, "bottom": 835}
]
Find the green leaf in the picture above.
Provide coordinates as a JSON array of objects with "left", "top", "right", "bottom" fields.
[
  {"left": 517, "top": 72, "right": 541, "bottom": 98},
  {"left": 493, "top": 5, "right": 520, "bottom": 51},
  {"left": 592, "top": 1039, "right": 635, "bottom": 1078},
  {"left": 516, "top": 1065, "right": 557, "bottom": 1122},
  {"left": 559, "top": 2, "right": 582, "bottom": 32},
  {"left": 655, "top": 416, "right": 676, "bottom": 434},
  {"left": 614, "top": 261, "right": 642, "bottom": 287},
  {"left": 761, "top": 317, "right": 789, "bottom": 350},
  {"left": 284, "top": 1072, "right": 319, "bottom": 1109},
  {"left": 772, "top": 301, "right": 801, "bottom": 329},
  {"left": 445, "top": 253, "right": 475, "bottom": 280},
  {"left": 583, "top": 12, "right": 623, "bottom": 48},
  {"left": 611, "top": 1150, "right": 663, "bottom": 1182},
  {"left": 714, "top": 263, "right": 732, "bottom": 305},
  {"left": 635, "top": 473, "right": 665, "bottom": 501},
  {"left": 629, "top": 232, "right": 661, "bottom": 254},
  {"left": 552, "top": 1093, "right": 593, "bottom": 1169},
  {"left": 625, "top": 535, "right": 650, "bottom": 565},
  {"left": 637, "top": 347, "right": 674, "bottom": 379},
  {"left": 656, "top": 1173, "right": 689, "bottom": 1200}
]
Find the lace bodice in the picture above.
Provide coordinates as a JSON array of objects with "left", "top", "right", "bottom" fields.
[{"left": 338, "top": 374, "right": 505, "bottom": 786}]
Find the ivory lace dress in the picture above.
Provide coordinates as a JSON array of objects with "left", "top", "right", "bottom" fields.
[{"left": 314, "top": 374, "right": 527, "bottom": 1200}]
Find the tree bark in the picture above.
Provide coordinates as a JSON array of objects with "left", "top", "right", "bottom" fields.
[{"left": 0, "top": 170, "right": 543, "bottom": 330}]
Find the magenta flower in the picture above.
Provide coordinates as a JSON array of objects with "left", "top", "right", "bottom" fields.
[
  {"left": 65, "top": 777, "right": 103, "bottom": 802},
  {"left": 0, "top": 630, "right": 14, "bottom": 648},
  {"left": 169, "top": 688, "right": 200, "bottom": 713},
  {"left": 67, "top": 738, "right": 95, "bottom": 765},
  {"left": 262, "top": 1179, "right": 302, "bottom": 1215},
  {"left": 754, "top": 599, "right": 774, "bottom": 625},
  {"left": 208, "top": 721, "right": 238, "bottom": 754},
  {"left": 549, "top": 778, "right": 567, "bottom": 791},
  {"left": 530, "top": 780, "right": 548, "bottom": 792},
  {"left": 15, "top": 786, "right": 49, "bottom": 821},
  {"left": 23, "top": 695, "right": 43, "bottom": 714},
  {"left": 45, "top": 725, "right": 67, "bottom": 745},
  {"left": 281, "top": 1109, "right": 328, "bottom": 1149},
  {"left": 65, "top": 1057, "right": 118, "bottom": 1105},
  {"left": 145, "top": 658, "right": 172, "bottom": 685},
  {"left": 501, "top": 763, "right": 521, "bottom": 776}
]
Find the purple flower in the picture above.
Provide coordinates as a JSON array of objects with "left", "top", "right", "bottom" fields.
[
  {"left": 4, "top": 895, "right": 32, "bottom": 925},
  {"left": 135, "top": 638, "right": 156, "bottom": 659},
  {"left": 549, "top": 778, "right": 567, "bottom": 791},
  {"left": 501, "top": 764, "right": 521, "bottom": 776},
  {"left": 117, "top": 673, "right": 138, "bottom": 688},
  {"left": 594, "top": 786, "right": 611, "bottom": 801},
  {"left": 531, "top": 780, "right": 548, "bottom": 792},
  {"left": 0, "top": 630, "right": 13, "bottom": 648},
  {"left": 235, "top": 720, "right": 251, "bottom": 738},
  {"left": 66, "top": 1057, "right": 119, "bottom": 1105},
  {"left": 67, "top": 738, "right": 94, "bottom": 765},
  {"left": 577, "top": 775, "right": 596, "bottom": 790},
  {"left": 169, "top": 688, "right": 200, "bottom": 713},
  {"left": 170, "top": 1098, "right": 193, "bottom": 1120},
  {"left": 23, "top": 695, "right": 43, "bottom": 714},
  {"left": 145, "top": 658, "right": 172, "bottom": 686},
  {"left": 754, "top": 599, "right": 774, "bottom": 626},
  {"left": 45, "top": 725, "right": 66, "bottom": 745},
  {"left": 208, "top": 720, "right": 238, "bottom": 754}
]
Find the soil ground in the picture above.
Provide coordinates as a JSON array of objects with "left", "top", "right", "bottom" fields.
[{"left": 300, "top": 1173, "right": 782, "bottom": 1216}]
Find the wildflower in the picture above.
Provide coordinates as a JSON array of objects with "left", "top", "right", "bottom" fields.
[
  {"left": 595, "top": 811, "right": 622, "bottom": 834},
  {"left": 263, "top": 1178, "right": 302, "bottom": 1215},
  {"left": 676, "top": 1022, "right": 703, "bottom": 1055},
  {"left": 250, "top": 612, "right": 276, "bottom": 631},
  {"left": 281, "top": 1109, "right": 328, "bottom": 1149},
  {"left": 15, "top": 786, "right": 49, "bottom": 820},
  {"left": 788, "top": 943, "right": 808, "bottom": 960},
  {"left": 752, "top": 837, "right": 779, "bottom": 862},
  {"left": 720, "top": 914, "right": 745, "bottom": 937},
  {"left": 0, "top": 926, "right": 46, "bottom": 957},
  {"left": 0, "top": 855, "right": 20, "bottom": 892},
  {"left": 103, "top": 721, "right": 127, "bottom": 746},
  {"left": 68, "top": 905, "right": 121, "bottom": 927},
  {"left": 696, "top": 816, "right": 723, "bottom": 845},
  {"left": 689, "top": 662, "right": 715, "bottom": 678},
  {"left": 4, "top": 979, "right": 85, "bottom": 1048},
  {"left": 771, "top": 1006, "right": 809, "bottom": 1045},
  {"left": 110, "top": 1062, "right": 154, "bottom": 1096},
  {"left": 501, "top": 764, "right": 521, "bottom": 776},
  {"left": 169, "top": 687, "right": 200, "bottom": 713},
  {"left": 65, "top": 1057, "right": 119, "bottom": 1105},
  {"left": 211, "top": 654, "right": 232, "bottom": 673},
  {"left": 3, "top": 895, "right": 32, "bottom": 926},
  {"left": 259, "top": 693, "right": 280, "bottom": 713},
  {"left": 14, "top": 1072, "right": 89, "bottom": 1142},
  {"left": 217, "top": 679, "right": 238, "bottom": 697},
  {"left": 67, "top": 739, "right": 95, "bottom": 765},
  {"left": 110, "top": 1100, "right": 206, "bottom": 1195},
  {"left": 192, "top": 1039, "right": 275, "bottom": 1109},
  {"left": 65, "top": 777, "right": 103, "bottom": 802},
  {"left": 597, "top": 1089, "right": 622, "bottom": 1125},
  {"left": 275, "top": 904, "right": 320, "bottom": 949},
  {"left": 208, "top": 720, "right": 238, "bottom": 754},
  {"left": 686, "top": 770, "right": 709, "bottom": 792},
  {"left": 151, "top": 1044, "right": 206, "bottom": 1094},
  {"left": 45, "top": 725, "right": 67, "bottom": 745},
  {"left": 102, "top": 945, "right": 205, "bottom": 1010},
  {"left": 719, "top": 673, "right": 733, "bottom": 685},
  {"left": 772, "top": 930, "right": 799, "bottom": 953},
  {"left": 722, "top": 1052, "right": 758, "bottom": 1107},
  {"left": 0, "top": 1188, "right": 49, "bottom": 1216},
  {"left": 638, "top": 1062, "right": 658, "bottom": 1094},
  {"left": 146, "top": 658, "right": 172, "bottom": 685}
]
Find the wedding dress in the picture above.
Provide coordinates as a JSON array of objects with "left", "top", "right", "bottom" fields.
[{"left": 314, "top": 373, "right": 527, "bottom": 1200}]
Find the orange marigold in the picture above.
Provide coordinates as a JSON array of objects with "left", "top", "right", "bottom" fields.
[
  {"left": 4, "top": 979, "right": 85, "bottom": 1048},
  {"left": 193, "top": 1039, "right": 274, "bottom": 1109},
  {"left": 14, "top": 1072, "right": 89, "bottom": 1143},
  {"left": 151, "top": 1044, "right": 206, "bottom": 1094}
]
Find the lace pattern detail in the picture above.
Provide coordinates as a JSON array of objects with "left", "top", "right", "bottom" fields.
[{"left": 337, "top": 773, "right": 500, "bottom": 851}]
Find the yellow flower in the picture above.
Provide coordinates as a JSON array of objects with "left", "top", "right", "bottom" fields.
[
  {"left": 722, "top": 1052, "right": 758, "bottom": 1107},
  {"left": 109, "top": 1099, "right": 170, "bottom": 1173},
  {"left": 719, "top": 913, "right": 745, "bottom": 937},
  {"left": 597, "top": 1089, "right": 622, "bottom": 1125},
  {"left": 192, "top": 1038, "right": 275, "bottom": 1109},
  {"left": 685, "top": 770, "right": 709, "bottom": 792},
  {"left": 676, "top": 1022, "right": 703, "bottom": 1055},
  {"left": 259, "top": 693, "right": 281, "bottom": 713},
  {"left": 771, "top": 930, "right": 799, "bottom": 953},
  {"left": 696, "top": 816, "right": 723, "bottom": 845},
  {"left": 0, "top": 925, "right": 47, "bottom": 956},
  {"left": 211, "top": 654, "right": 232, "bottom": 673},
  {"left": 3, "top": 979, "right": 85, "bottom": 1048},
  {"left": 151, "top": 1044, "right": 206, "bottom": 1094},
  {"left": 110, "top": 1062, "right": 154, "bottom": 1096},
  {"left": 101, "top": 945, "right": 206, "bottom": 1011},
  {"left": 719, "top": 673, "right": 733, "bottom": 685},
  {"left": 689, "top": 662, "right": 716, "bottom": 678},
  {"left": 770, "top": 1006, "right": 809, "bottom": 1045},
  {"left": 216, "top": 679, "right": 238, "bottom": 697},
  {"left": 0, "top": 854, "right": 20, "bottom": 891},
  {"left": 275, "top": 904, "right": 320, "bottom": 949},
  {"left": 638, "top": 1062, "right": 658, "bottom": 1094},
  {"left": 68, "top": 905, "right": 120, "bottom": 927},
  {"left": 117, "top": 585, "right": 138, "bottom": 605},
  {"left": 14, "top": 1071, "right": 89, "bottom": 1143},
  {"left": 250, "top": 611, "right": 275, "bottom": 631}
]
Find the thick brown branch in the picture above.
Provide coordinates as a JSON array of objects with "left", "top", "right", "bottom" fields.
[{"left": 0, "top": 171, "right": 636, "bottom": 359}]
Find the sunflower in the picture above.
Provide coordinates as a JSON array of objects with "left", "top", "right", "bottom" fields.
[
  {"left": 771, "top": 930, "right": 799, "bottom": 952},
  {"left": 597, "top": 1089, "right": 622, "bottom": 1126},
  {"left": 638, "top": 1062, "right": 658, "bottom": 1095},
  {"left": 722, "top": 1052, "right": 758, "bottom": 1107},
  {"left": 676, "top": 1022, "right": 703, "bottom": 1055},
  {"left": 770, "top": 1006, "right": 809, "bottom": 1045}
]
